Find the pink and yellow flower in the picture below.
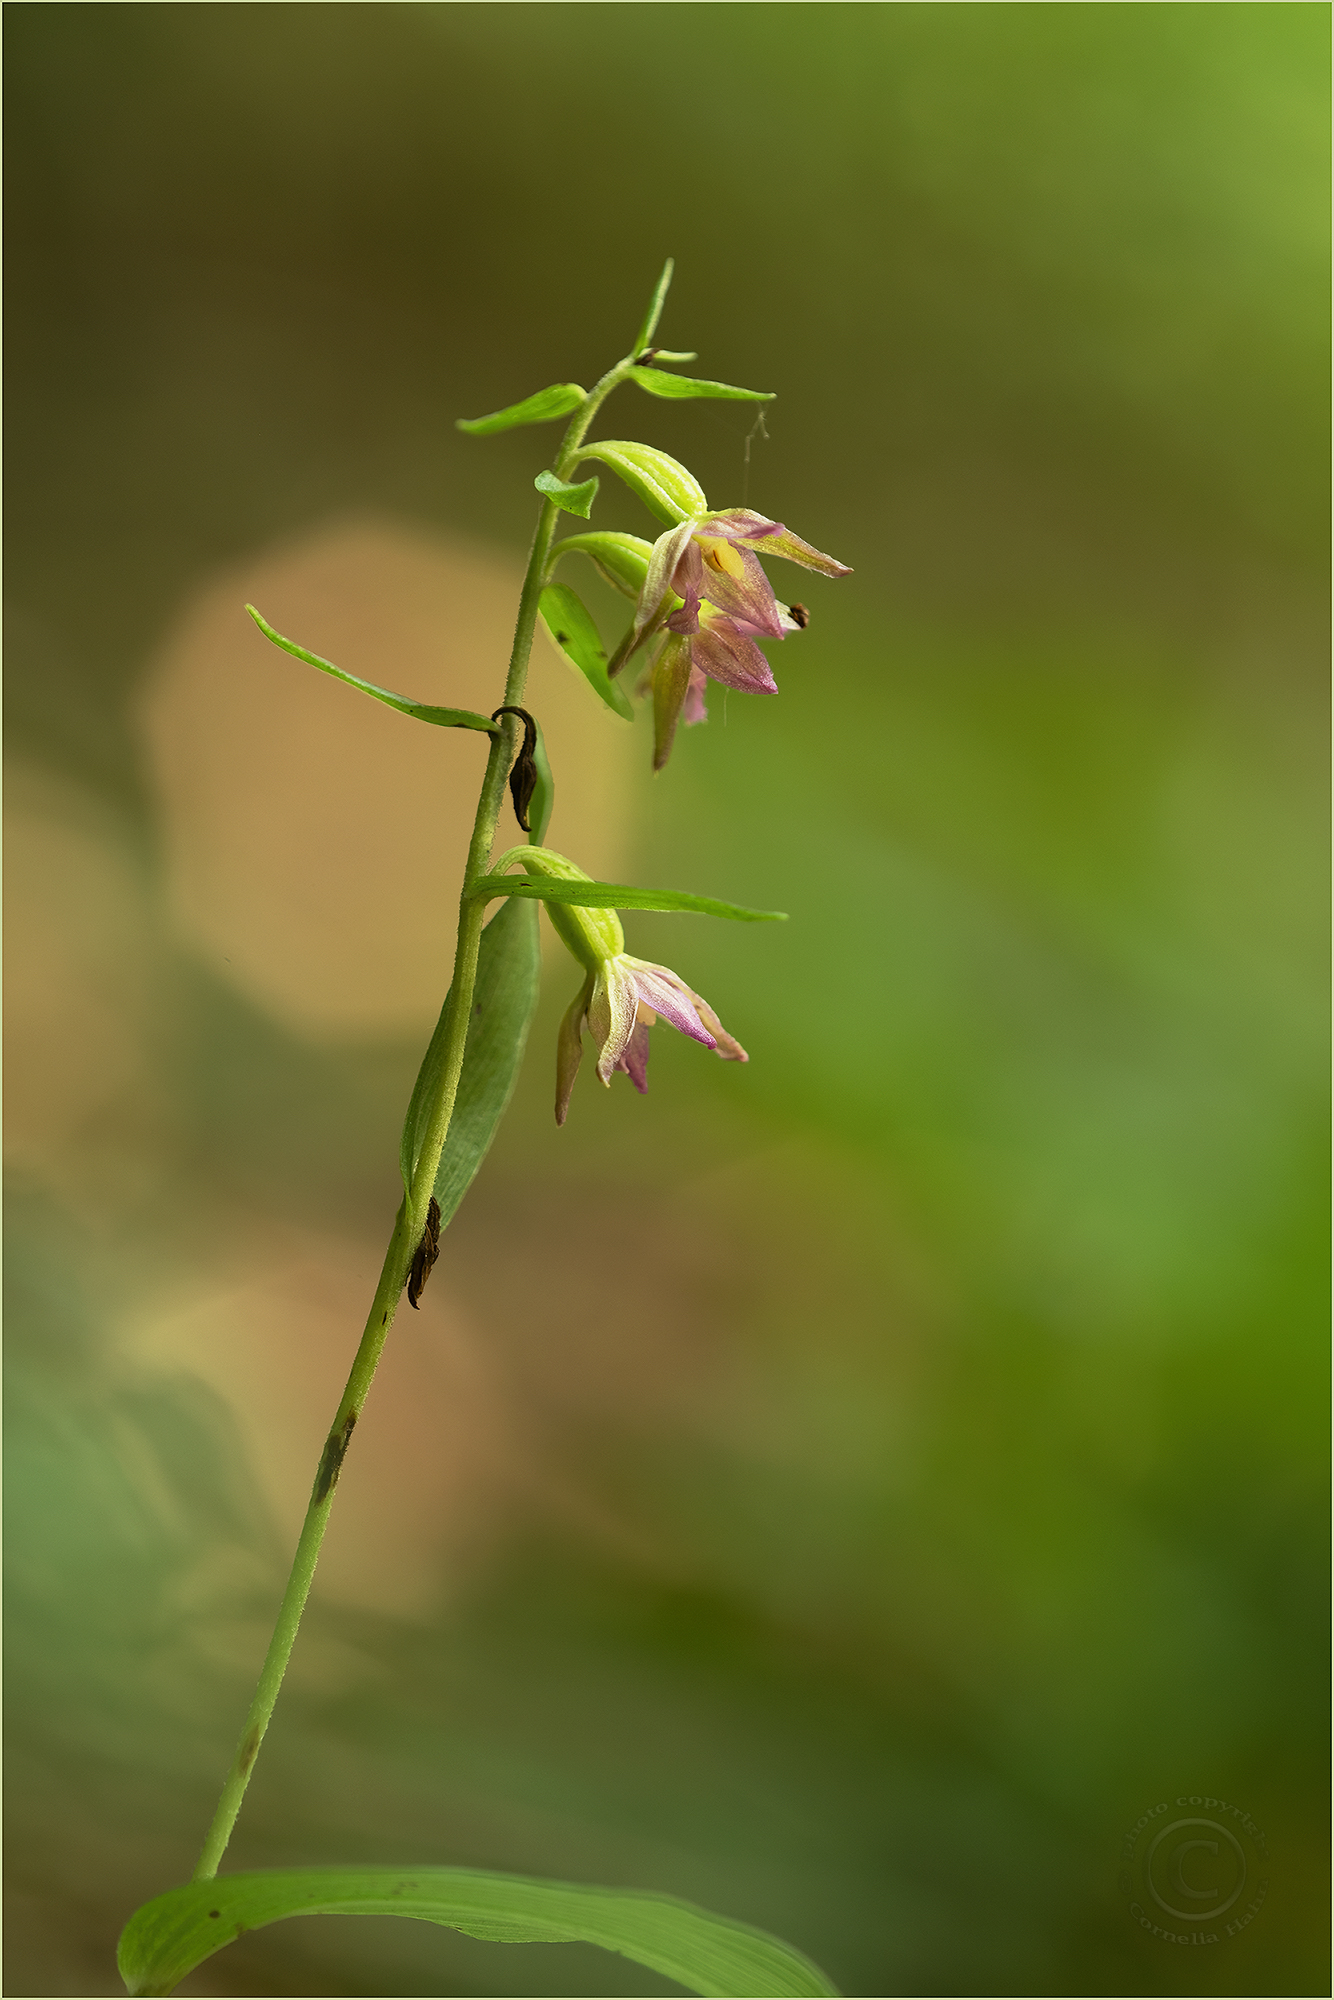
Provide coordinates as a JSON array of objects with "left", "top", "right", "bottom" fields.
[
  {"left": 623, "top": 509, "right": 851, "bottom": 768},
  {"left": 557, "top": 951, "right": 747, "bottom": 1125}
]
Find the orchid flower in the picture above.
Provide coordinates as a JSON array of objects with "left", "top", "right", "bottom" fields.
[
  {"left": 622, "top": 509, "right": 851, "bottom": 767},
  {"left": 488, "top": 844, "right": 749, "bottom": 1123},
  {"left": 556, "top": 950, "right": 748, "bottom": 1125}
]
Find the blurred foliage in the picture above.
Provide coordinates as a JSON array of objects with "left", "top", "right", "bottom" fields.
[{"left": 4, "top": 5, "right": 1328, "bottom": 1997}]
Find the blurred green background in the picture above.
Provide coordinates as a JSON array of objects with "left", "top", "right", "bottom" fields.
[{"left": 5, "top": 4, "right": 1328, "bottom": 1995}]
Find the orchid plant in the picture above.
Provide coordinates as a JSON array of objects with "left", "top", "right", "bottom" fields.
[{"left": 118, "top": 262, "right": 850, "bottom": 2000}]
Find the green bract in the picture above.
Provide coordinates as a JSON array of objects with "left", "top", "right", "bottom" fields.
[
  {"left": 246, "top": 607, "right": 497, "bottom": 733},
  {"left": 456, "top": 381, "right": 585, "bottom": 435},
  {"left": 577, "top": 440, "right": 708, "bottom": 526},
  {"left": 534, "top": 469, "right": 599, "bottom": 518},
  {"left": 475, "top": 850, "right": 788, "bottom": 925},
  {"left": 539, "top": 583, "right": 635, "bottom": 720},
  {"left": 630, "top": 366, "right": 774, "bottom": 403}
]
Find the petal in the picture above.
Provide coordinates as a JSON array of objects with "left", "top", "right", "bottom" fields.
[
  {"left": 589, "top": 957, "right": 641, "bottom": 1084},
  {"left": 625, "top": 959, "right": 717, "bottom": 1049},
  {"left": 630, "top": 520, "right": 696, "bottom": 652},
  {"left": 652, "top": 631, "right": 694, "bottom": 771},
  {"left": 693, "top": 541, "right": 785, "bottom": 636},
  {"left": 614, "top": 1018, "right": 652, "bottom": 1094},
  {"left": 691, "top": 621, "right": 779, "bottom": 695},
  {"left": 554, "top": 981, "right": 589, "bottom": 1127},
  {"left": 682, "top": 664, "right": 710, "bottom": 726}
]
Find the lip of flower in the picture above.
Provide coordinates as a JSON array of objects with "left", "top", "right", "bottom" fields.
[{"left": 557, "top": 951, "right": 747, "bottom": 1126}]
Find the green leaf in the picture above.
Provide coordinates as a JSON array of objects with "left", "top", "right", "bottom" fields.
[
  {"left": 631, "top": 368, "right": 775, "bottom": 404},
  {"left": 117, "top": 1865, "right": 839, "bottom": 1999},
  {"left": 471, "top": 874, "right": 788, "bottom": 922},
  {"left": 534, "top": 469, "right": 600, "bottom": 518},
  {"left": 549, "top": 530, "right": 655, "bottom": 599},
  {"left": 399, "top": 897, "right": 541, "bottom": 1212},
  {"left": 632, "top": 256, "right": 676, "bottom": 356},
  {"left": 577, "top": 441, "right": 708, "bottom": 527},
  {"left": 539, "top": 584, "right": 635, "bottom": 721},
  {"left": 456, "top": 382, "right": 585, "bottom": 436},
  {"left": 526, "top": 711, "right": 556, "bottom": 846},
  {"left": 246, "top": 607, "right": 497, "bottom": 733}
]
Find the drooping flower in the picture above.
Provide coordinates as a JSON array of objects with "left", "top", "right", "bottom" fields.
[
  {"left": 623, "top": 509, "right": 850, "bottom": 767},
  {"left": 490, "top": 844, "right": 749, "bottom": 1124},
  {"left": 557, "top": 951, "right": 747, "bottom": 1125}
]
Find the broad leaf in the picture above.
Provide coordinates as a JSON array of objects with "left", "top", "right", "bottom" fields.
[
  {"left": 471, "top": 873, "right": 787, "bottom": 922},
  {"left": 117, "top": 1865, "right": 839, "bottom": 1998},
  {"left": 399, "top": 897, "right": 541, "bottom": 1212},
  {"left": 534, "top": 469, "right": 600, "bottom": 518},
  {"left": 456, "top": 382, "right": 585, "bottom": 435},
  {"left": 539, "top": 583, "right": 634, "bottom": 720},
  {"left": 247, "top": 608, "right": 496, "bottom": 733},
  {"left": 577, "top": 441, "right": 708, "bottom": 527},
  {"left": 631, "top": 368, "right": 774, "bottom": 404}
]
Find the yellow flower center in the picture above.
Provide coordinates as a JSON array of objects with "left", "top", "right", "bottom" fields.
[{"left": 697, "top": 535, "right": 746, "bottom": 581}]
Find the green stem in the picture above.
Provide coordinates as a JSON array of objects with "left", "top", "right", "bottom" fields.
[{"left": 191, "top": 349, "right": 637, "bottom": 1885}]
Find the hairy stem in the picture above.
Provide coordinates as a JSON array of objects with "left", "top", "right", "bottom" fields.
[{"left": 192, "top": 348, "right": 637, "bottom": 1884}]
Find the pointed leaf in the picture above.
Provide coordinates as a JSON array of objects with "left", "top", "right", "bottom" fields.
[
  {"left": 400, "top": 897, "right": 541, "bottom": 1212},
  {"left": 471, "top": 874, "right": 787, "bottom": 922},
  {"left": 246, "top": 608, "right": 496, "bottom": 733},
  {"left": 117, "top": 1865, "right": 839, "bottom": 1999},
  {"left": 534, "top": 469, "right": 600, "bottom": 519},
  {"left": 539, "top": 584, "right": 634, "bottom": 721},
  {"left": 577, "top": 441, "right": 708, "bottom": 527},
  {"left": 456, "top": 382, "right": 585, "bottom": 436},
  {"left": 632, "top": 256, "right": 675, "bottom": 356},
  {"left": 631, "top": 368, "right": 775, "bottom": 404}
]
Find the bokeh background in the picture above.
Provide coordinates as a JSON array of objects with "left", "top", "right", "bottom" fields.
[{"left": 5, "top": 5, "right": 1328, "bottom": 1995}]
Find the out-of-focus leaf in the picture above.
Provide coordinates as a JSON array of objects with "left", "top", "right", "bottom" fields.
[
  {"left": 117, "top": 1865, "right": 839, "bottom": 1998},
  {"left": 549, "top": 530, "right": 655, "bottom": 599},
  {"left": 578, "top": 441, "right": 707, "bottom": 526},
  {"left": 456, "top": 382, "right": 585, "bottom": 435},
  {"left": 526, "top": 712, "right": 555, "bottom": 845},
  {"left": 631, "top": 368, "right": 774, "bottom": 403},
  {"left": 539, "top": 584, "right": 635, "bottom": 720},
  {"left": 246, "top": 608, "right": 496, "bottom": 733},
  {"left": 399, "top": 897, "right": 541, "bottom": 1214},
  {"left": 631, "top": 256, "right": 676, "bottom": 356},
  {"left": 472, "top": 873, "right": 787, "bottom": 922},
  {"left": 534, "top": 469, "right": 600, "bottom": 518}
]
